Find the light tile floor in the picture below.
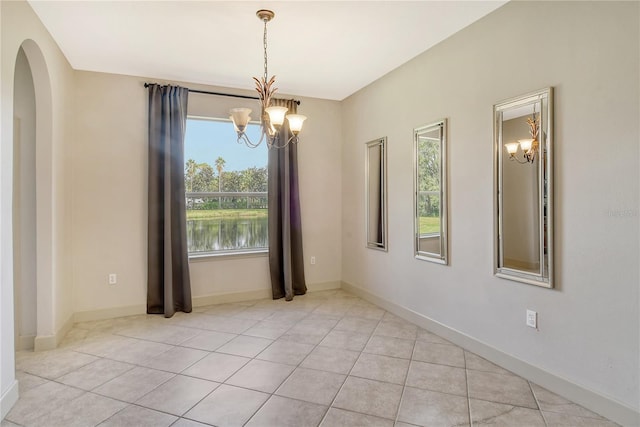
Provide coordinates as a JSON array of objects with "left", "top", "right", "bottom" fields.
[{"left": 4, "top": 290, "right": 618, "bottom": 427}]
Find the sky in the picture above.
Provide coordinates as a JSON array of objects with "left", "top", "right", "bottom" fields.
[{"left": 184, "top": 118, "right": 267, "bottom": 171}]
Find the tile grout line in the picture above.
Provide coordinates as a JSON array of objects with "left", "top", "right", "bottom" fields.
[
  {"left": 12, "top": 297, "right": 319, "bottom": 427},
  {"left": 20, "top": 297, "right": 411, "bottom": 426},
  {"left": 14, "top": 291, "right": 615, "bottom": 427},
  {"left": 273, "top": 296, "right": 368, "bottom": 426},
  {"left": 317, "top": 304, "right": 396, "bottom": 426},
  {"left": 239, "top": 312, "right": 309, "bottom": 425},
  {"left": 161, "top": 317, "right": 274, "bottom": 427},
  {"left": 212, "top": 298, "right": 320, "bottom": 426},
  {"left": 133, "top": 294, "right": 338, "bottom": 425},
  {"left": 394, "top": 330, "right": 419, "bottom": 426},
  {"left": 464, "top": 349, "right": 472, "bottom": 426},
  {"left": 239, "top": 292, "right": 355, "bottom": 426},
  {"left": 52, "top": 308, "right": 261, "bottom": 425},
  {"left": 529, "top": 380, "right": 550, "bottom": 427}
]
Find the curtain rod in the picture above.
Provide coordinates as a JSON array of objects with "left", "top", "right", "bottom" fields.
[{"left": 143, "top": 82, "right": 301, "bottom": 105}]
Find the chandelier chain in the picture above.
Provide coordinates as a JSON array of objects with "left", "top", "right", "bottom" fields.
[
  {"left": 263, "top": 19, "right": 269, "bottom": 83},
  {"left": 228, "top": 10, "right": 306, "bottom": 150}
]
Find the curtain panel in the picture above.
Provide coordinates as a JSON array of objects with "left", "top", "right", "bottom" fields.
[
  {"left": 147, "top": 84, "right": 192, "bottom": 317},
  {"left": 268, "top": 99, "right": 307, "bottom": 300}
]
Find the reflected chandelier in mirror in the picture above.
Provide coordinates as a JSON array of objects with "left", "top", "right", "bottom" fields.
[
  {"left": 504, "top": 106, "right": 540, "bottom": 164},
  {"left": 494, "top": 88, "right": 553, "bottom": 288}
]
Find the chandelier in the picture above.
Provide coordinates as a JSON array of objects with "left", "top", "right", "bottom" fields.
[
  {"left": 229, "top": 10, "right": 306, "bottom": 149},
  {"left": 505, "top": 108, "right": 540, "bottom": 164}
]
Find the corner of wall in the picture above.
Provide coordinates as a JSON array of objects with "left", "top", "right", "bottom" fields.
[
  {"left": 341, "top": 280, "right": 640, "bottom": 427},
  {"left": 33, "top": 311, "right": 74, "bottom": 351},
  {"left": 0, "top": 379, "right": 18, "bottom": 421}
]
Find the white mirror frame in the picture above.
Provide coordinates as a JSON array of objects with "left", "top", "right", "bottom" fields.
[
  {"left": 414, "top": 119, "right": 448, "bottom": 264},
  {"left": 494, "top": 87, "right": 554, "bottom": 288},
  {"left": 365, "top": 137, "right": 388, "bottom": 251}
]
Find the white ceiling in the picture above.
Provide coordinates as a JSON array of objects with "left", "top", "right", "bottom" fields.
[{"left": 28, "top": 1, "right": 506, "bottom": 101}]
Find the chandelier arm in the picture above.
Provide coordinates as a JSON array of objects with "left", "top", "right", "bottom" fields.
[
  {"left": 268, "top": 134, "right": 300, "bottom": 149},
  {"left": 237, "top": 129, "right": 269, "bottom": 149},
  {"left": 509, "top": 155, "right": 529, "bottom": 165}
]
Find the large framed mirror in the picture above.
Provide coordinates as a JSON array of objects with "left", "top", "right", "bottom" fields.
[
  {"left": 414, "top": 119, "right": 448, "bottom": 264},
  {"left": 494, "top": 88, "right": 553, "bottom": 288},
  {"left": 366, "top": 137, "right": 388, "bottom": 251}
]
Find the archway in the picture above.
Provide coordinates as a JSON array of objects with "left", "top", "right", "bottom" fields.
[
  {"left": 13, "top": 47, "right": 37, "bottom": 350},
  {"left": 12, "top": 39, "right": 54, "bottom": 352}
]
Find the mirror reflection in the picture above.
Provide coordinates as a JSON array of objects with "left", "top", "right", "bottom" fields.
[
  {"left": 366, "top": 138, "right": 387, "bottom": 251},
  {"left": 494, "top": 88, "right": 553, "bottom": 287},
  {"left": 502, "top": 103, "right": 541, "bottom": 274},
  {"left": 414, "top": 120, "right": 448, "bottom": 264}
]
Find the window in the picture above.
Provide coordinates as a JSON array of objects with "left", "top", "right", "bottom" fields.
[{"left": 184, "top": 117, "right": 268, "bottom": 256}]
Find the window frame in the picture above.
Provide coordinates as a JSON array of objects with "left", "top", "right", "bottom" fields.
[{"left": 184, "top": 115, "right": 269, "bottom": 259}]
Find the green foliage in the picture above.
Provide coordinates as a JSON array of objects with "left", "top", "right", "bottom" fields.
[
  {"left": 221, "top": 171, "right": 242, "bottom": 192},
  {"left": 418, "top": 194, "right": 440, "bottom": 218},
  {"left": 419, "top": 216, "right": 441, "bottom": 234},
  {"left": 185, "top": 158, "right": 268, "bottom": 194},
  {"left": 418, "top": 139, "right": 440, "bottom": 192},
  {"left": 417, "top": 139, "right": 441, "bottom": 218},
  {"left": 185, "top": 157, "right": 269, "bottom": 210},
  {"left": 187, "top": 209, "right": 268, "bottom": 220},
  {"left": 241, "top": 167, "right": 268, "bottom": 192},
  {"left": 214, "top": 157, "right": 226, "bottom": 175},
  {"left": 185, "top": 159, "right": 216, "bottom": 192}
]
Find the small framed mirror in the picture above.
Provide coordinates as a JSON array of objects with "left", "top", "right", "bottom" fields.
[
  {"left": 414, "top": 119, "right": 448, "bottom": 264},
  {"left": 366, "top": 137, "right": 387, "bottom": 251},
  {"left": 494, "top": 88, "right": 553, "bottom": 288}
]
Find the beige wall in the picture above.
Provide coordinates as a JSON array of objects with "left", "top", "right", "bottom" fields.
[
  {"left": 1, "top": 0, "right": 75, "bottom": 412},
  {"left": 71, "top": 71, "right": 343, "bottom": 314},
  {"left": 342, "top": 0, "right": 638, "bottom": 414}
]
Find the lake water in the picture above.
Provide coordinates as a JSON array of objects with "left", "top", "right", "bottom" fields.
[{"left": 187, "top": 217, "right": 268, "bottom": 253}]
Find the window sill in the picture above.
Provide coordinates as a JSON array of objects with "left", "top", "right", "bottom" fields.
[{"left": 188, "top": 249, "right": 268, "bottom": 262}]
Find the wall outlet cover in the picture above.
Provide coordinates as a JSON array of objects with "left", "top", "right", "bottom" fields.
[{"left": 526, "top": 309, "right": 537, "bottom": 328}]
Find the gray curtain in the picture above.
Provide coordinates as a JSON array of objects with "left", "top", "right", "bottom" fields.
[
  {"left": 268, "top": 99, "right": 307, "bottom": 301},
  {"left": 147, "top": 84, "right": 192, "bottom": 317}
]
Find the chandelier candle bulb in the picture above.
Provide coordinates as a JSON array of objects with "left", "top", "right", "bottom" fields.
[
  {"left": 518, "top": 138, "right": 534, "bottom": 152},
  {"left": 505, "top": 142, "right": 520, "bottom": 155},
  {"left": 287, "top": 114, "right": 307, "bottom": 134},
  {"left": 230, "top": 108, "right": 251, "bottom": 132},
  {"left": 265, "top": 106, "right": 288, "bottom": 127}
]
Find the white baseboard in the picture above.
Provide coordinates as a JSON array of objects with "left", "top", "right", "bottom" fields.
[
  {"left": 16, "top": 334, "right": 35, "bottom": 351},
  {"left": 74, "top": 304, "right": 146, "bottom": 323},
  {"left": 341, "top": 280, "right": 640, "bottom": 427},
  {"left": 193, "top": 281, "right": 342, "bottom": 307},
  {"left": 1, "top": 379, "right": 19, "bottom": 420},
  {"left": 34, "top": 314, "right": 74, "bottom": 351},
  {"left": 307, "top": 280, "right": 342, "bottom": 293},
  {"left": 73, "top": 281, "right": 342, "bottom": 323},
  {"left": 193, "top": 289, "right": 272, "bottom": 307},
  {"left": 74, "top": 285, "right": 331, "bottom": 319}
]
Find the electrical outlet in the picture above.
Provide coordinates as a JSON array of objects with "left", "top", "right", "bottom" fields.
[
  {"left": 108, "top": 274, "right": 117, "bottom": 285},
  {"left": 526, "top": 309, "right": 537, "bottom": 328},
  {"left": 310, "top": 256, "right": 316, "bottom": 265}
]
